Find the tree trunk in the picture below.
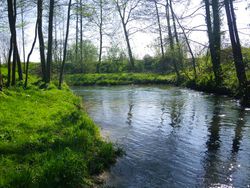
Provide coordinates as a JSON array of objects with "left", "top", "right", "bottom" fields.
[
  {"left": 166, "top": 0, "right": 179, "bottom": 78},
  {"left": 75, "top": 0, "right": 79, "bottom": 61},
  {"left": 116, "top": 1, "right": 134, "bottom": 71},
  {"left": 224, "top": 0, "right": 249, "bottom": 105},
  {"left": 154, "top": 0, "right": 164, "bottom": 58},
  {"left": 7, "top": 0, "right": 23, "bottom": 86},
  {"left": 14, "top": 0, "right": 23, "bottom": 81},
  {"left": 37, "top": 0, "right": 47, "bottom": 81},
  {"left": 59, "top": 0, "right": 72, "bottom": 89},
  {"left": 11, "top": 38, "right": 17, "bottom": 86},
  {"left": 25, "top": 21, "right": 38, "bottom": 88},
  {"left": 169, "top": 0, "right": 183, "bottom": 70},
  {"left": 171, "top": 8, "right": 197, "bottom": 79},
  {"left": 122, "top": 22, "right": 134, "bottom": 71},
  {"left": 204, "top": 0, "right": 222, "bottom": 85},
  {"left": 80, "top": 0, "right": 83, "bottom": 72},
  {"left": 97, "top": 0, "right": 103, "bottom": 73},
  {"left": 7, "top": 37, "right": 13, "bottom": 87},
  {"left": 21, "top": 3, "right": 26, "bottom": 73},
  {"left": 46, "top": 0, "right": 55, "bottom": 83}
]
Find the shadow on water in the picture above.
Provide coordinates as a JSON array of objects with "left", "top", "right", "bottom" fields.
[
  {"left": 160, "top": 100, "right": 167, "bottom": 126},
  {"left": 126, "top": 91, "right": 134, "bottom": 126},
  {"left": 160, "top": 94, "right": 185, "bottom": 129},
  {"left": 232, "top": 109, "right": 246, "bottom": 153},
  {"left": 203, "top": 98, "right": 247, "bottom": 187},
  {"left": 206, "top": 97, "right": 222, "bottom": 151},
  {"left": 169, "top": 99, "right": 183, "bottom": 128},
  {"left": 203, "top": 97, "right": 223, "bottom": 186}
]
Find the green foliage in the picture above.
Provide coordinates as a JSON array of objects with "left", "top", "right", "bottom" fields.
[
  {"left": 65, "top": 73, "right": 176, "bottom": 86},
  {"left": 66, "top": 40, "right": 98, "bottom": 73},
  {"left": 0, "top": 79, "right": 119, "bottom": 187},
  {"left": 99, "top": 45, "right": 129, "bottom": 73}
]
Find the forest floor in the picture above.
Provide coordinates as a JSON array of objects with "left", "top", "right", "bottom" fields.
[{"left": 0, "top": 76, "right": 121, "bottom": 187}]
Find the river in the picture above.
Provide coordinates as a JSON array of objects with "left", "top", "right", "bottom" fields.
[{"left": 72, "top": 85, "right": 250, "bottom": 188}]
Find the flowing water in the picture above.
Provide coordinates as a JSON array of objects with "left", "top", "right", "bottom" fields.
[{"left": 72, "top": 85, "right": 250, "bottom": 188}]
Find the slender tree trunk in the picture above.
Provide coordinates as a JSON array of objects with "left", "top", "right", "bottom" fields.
[
  {"left": 169, "top": 0, "right": 183, "bottom": 71},
  {"left": 16, "top": 44, "right": 23, "bottom": 81},
  {"left": 122, "top": 22, "right": 134, "bottom": 71},
  {"left": 75, "top": 0, "right": 79, "bottom": 61},
  {"left": 46, "top": 0, "right": 55, "bottom": 83},
  {"left": 80, "top": 0, "right": 83, "bottom": 72},
  {"left": 97, "top": 0, "right": 103, "bottom": 73},
  {"left": 11, "top": 39, "right": 17, "bottom": 86},
  {"left": 169, "top": 0, "right": 178, "bottom": 45},
  {"left": 204, "top": 0, "right": 222, "bottom": 85},
  {"left": 166, "top": 0, "right": 179, "bottom": 78},
  {"left": 21, "top": 3, "right": 26, "bottom": 73},
  {"left": 7, "top": 0, "right": 16, "bottom": 85},
  {"left": 37, "top": 0, "right": 46, "bottom": 81},
  {"left": 224, "top": 0, "right": 249, "bottom": 105},
  {"left": 172, "top": 8, "right": 197, "bottom": 79},
  {"left": 165, "top": 0, "right": 173, "bottom": 49},
  {"left": 115, "top": 1, "right": 134, "bottom": 71},
  {"left": 7, "top": 0, "right": 23, "bottom": 85},
  {"left": 212, "top": 0, "right": 222, "bottom": 82},
  {"left": 54, "top": 14, "right": 59, "bottom": 76},
  {"left": 25, "top": 21, "right": 38, "bottom": 88},
  {"left": 14, "top": 0, "right": 23, "bottom": 81},
  {"left": 154, "top": 0, "right": 164, "bottom": 58},
  {"left": 59, "top": 0, "right": 72, "bottom": 89},
  {"left": 7, "top": 37, "right": 13, "bottom": 87}
]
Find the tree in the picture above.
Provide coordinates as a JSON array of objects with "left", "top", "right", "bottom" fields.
[
  {"left": 7, "top": 0, "right": 23, "bottom": 86},
  {"left": 89, "top": 0, "right": 105, "bottom": 73},
  {"left": 67, "top": 40, "right": 98, "bottom": 73},
  {"left": 37, "top": 0, "right": 47, "bottom": 82},
  {"left": 224, "top": 0, "right": 249, "bottom": 105},
  {"left": 75, "top": 0, "right": 79, "bottom": 61},
  {"left": 18, "top": 0, "right": 29, "bottom": 72},
  {"left": 114, "top": 0, "right": 141, "bottom": 71},
  {"left": 59, "top": 0, "right": 72, "bottom": 89},
  {"left": 204, "top": 0, "right": 222, "bottom": 85},
  {"left": 25, "top": 21, "right": 38, "bottom": 88},
  {"left": 46, "top": 0, "right": 55, "bottom": 83},
  {"left": 153, "top": 0, "right": 164, "bottom": 58},
  {"left": 165, "top": 0, "right": 179, "bottom": 78},
  {"left": 170, "top": 3, "right": 196, "bottom": 78}
]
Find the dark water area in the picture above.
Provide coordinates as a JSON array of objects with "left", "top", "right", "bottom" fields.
[{"left": 72, "top": 85, "right": 250, "bottom": 188}]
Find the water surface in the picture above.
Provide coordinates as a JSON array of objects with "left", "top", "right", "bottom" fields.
[{"left": 72, "top": 85, "right": 250, "bottom": 188}]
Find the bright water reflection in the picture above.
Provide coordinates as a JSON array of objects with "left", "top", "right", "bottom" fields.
[{"left": 72, "top": 85, "right": 250, "bottom": 188}]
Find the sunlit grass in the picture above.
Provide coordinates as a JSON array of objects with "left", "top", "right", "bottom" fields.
[
  {"left": 65, "top": 73, "right": 176, "bottom": 86},
  {"left": 0, "top": 75, "right": 120, "bottom": 187}
]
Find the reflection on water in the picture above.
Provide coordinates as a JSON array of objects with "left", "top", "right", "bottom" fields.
[
  {"left": 72, "top": 86, "right": 250, "bottom": 188},
  {"left": 232, "top": 109, "right": 245, "bottom": 153},
  {"left": 126, "top": 103, "right": 133, "bottom": 126}
]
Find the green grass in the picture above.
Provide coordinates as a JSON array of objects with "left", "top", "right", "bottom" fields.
[
  {"left": 65, "top": 59, "right": 249, "bottom": 101},
  {"left": 0, "top": 79, "right": 121, "bottom": 187},
  {"left": 65, "top": 73, "right": 177, "bottom": 86}
]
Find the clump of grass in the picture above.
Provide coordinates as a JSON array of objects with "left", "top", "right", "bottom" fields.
[{"left": 0, "top": 80, "right": 120, "bottom": 187}]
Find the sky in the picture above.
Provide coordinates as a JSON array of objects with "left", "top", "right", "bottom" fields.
[{"left": 4, "top": 0, "right": 250, "bottom": 62}]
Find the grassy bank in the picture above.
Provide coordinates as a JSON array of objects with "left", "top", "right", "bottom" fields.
[
  {"left": 65, "top": 73, "right": 176, "bottom": 86},
  {"left": 0, "top": 82, "right": 120, "bottom": 187},
  {"left": 65, "top": 62, "right": 250, "bottom": 103}
]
